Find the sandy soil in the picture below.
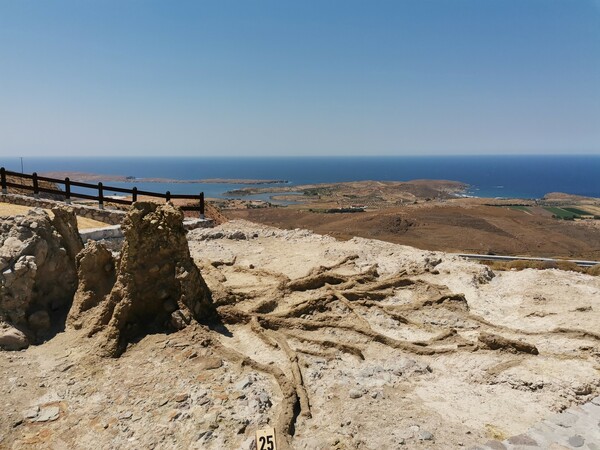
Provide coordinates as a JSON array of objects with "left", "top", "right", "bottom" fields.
[
  {"left": 1, "top": 220, "right": 599, "bottom": 449},
  {"left": 0, "top": 203, "right": 108, "bottom": 230}
]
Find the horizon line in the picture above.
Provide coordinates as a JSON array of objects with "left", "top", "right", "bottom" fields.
[{"left": 3, "top": 153, "right": 600, "bottom": 159}]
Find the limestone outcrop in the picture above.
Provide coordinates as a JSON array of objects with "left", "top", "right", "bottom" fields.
[
  {"left": 0, "top": 208, "right": 78, "bottom": 348},
  {"left": 70, "top": 202, "right": 215, "bottom": 357}
]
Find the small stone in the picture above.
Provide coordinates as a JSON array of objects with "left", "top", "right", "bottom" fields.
[
  {"left": 23, "top": 406, "right": 40, "bottom": 419},
  {"left": 198, "top": 357, "right": 222, "bottom": 370},
  {"left": 174, "top": 393, "right": 188, "bottom": 403},
  {"left": 258, "top": 392, "right": 271, "bottom": 407},
  {"left": 0, "top": 326, "right": 29, "bottom": 351},
  {"left": 168, "top": 410, "right": 181, "bottom": 421},
  {"left": 571, "top": 382, "right": 592, "bottom": 396},
  {"left": 419, "top": 430, "right": 434, "bottom": 441},
  {"left": 568, "top": 435, "right": 585, "bottom": 447},
  {"left": 507, "top": 434, "right": 537, "bottom": 445},
  {"left": 235, "top": 376, "right": 252, "bottom": 390},
  {"left": 59, "top": 363, "right": 75, "bottom": 372},
  {"left": 170, "top": 310, "right": 191, "bottom": 330},
  {"left": 409, "top": 425, "right": 420, "bottom": 433},
  {"left": 34, "top": 406, "right": 60, "bottom": 422},
  {"left": 349, "top": 389, "right": 363, "bottom": 399},
  {"left": 197, "top": 430, "right": 213, "bottom": 441},
  {"left": 204, "top": 412, "right": 219, "bottom": 429},
  {"left": 551, "top": 412, "right": 578, "bottom": 428},
  {"left": 228, "top": 231, "right": 246, "bottom": 240}
]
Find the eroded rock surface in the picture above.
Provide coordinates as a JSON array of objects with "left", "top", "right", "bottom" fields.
[
  {"left": 80, "top": 202, "right": 215, "bottom": 357},
  {"left": 50, "top": 206, "right": 84, "bottom": 262},
  {"left": 0, "top": 208, "right": 78, "bottom": 347},
  {"left": 66, "top": 240, "right": 116, "bottom": 330}
]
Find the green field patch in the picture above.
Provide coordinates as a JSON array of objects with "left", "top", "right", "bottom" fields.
[
  {"left": 508, "top": 205, "right": 531, "bottom": 212},
  {"left": 562, "top": 207, "right": 593, "bottom": 216},
  {"left": 544, "top": 207, "right": 579, "bottom": 220}
]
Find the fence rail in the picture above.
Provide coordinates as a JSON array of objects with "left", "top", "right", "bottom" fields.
[{"left": 0, "top": 167, "right": 205, "bottom": 218}]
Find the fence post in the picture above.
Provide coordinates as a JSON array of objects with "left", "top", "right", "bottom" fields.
[
  {"left": 1, "top": 167, "right": 6, "bottom": 194},
  {"left": 166, "top": 191, "right": 171, "bottom": 202},
  {"left": 200, "top": 192, "right": 205, "bottom": 219},
  {"left": 64, "top": 177, "right": 71, "bottom": 204},
  {"left": 32, "top": 172, "right": 39, "bottom": 198},
  {"left": 98, "top": 182, "right": 104, "bottom": 209},
  {"left": 132, "top": 187, "right": 137, "bottom": 203}
]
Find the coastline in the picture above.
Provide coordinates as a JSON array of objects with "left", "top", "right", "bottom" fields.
[{"left": 3, "top": 155, "right": 597, "bottom": 200}]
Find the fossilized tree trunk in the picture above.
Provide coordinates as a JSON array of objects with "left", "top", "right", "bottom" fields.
[{"left": 68, "top": 202, "right": 215, "bottom": 357}]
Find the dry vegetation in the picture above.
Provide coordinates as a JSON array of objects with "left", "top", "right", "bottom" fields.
[
  {"left": 484, "top": 259, "right": 600, "bottom": 275},
  {"left": 228, "top": 201, "right": 600, "bottom": 260},
  {"left": 0, "top": 203, "right": 108, "bottom": 230}
]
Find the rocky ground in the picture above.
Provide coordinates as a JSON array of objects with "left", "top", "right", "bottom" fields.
[{"left": 1, "top": 215, "right": 600, "bottom": 449}]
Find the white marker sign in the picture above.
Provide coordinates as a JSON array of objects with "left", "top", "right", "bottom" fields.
[{"left": 255, "top": 426, "right": 277, "bottom": 450}]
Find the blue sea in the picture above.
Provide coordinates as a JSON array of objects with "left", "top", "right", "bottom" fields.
[{"left": 1, "top": 155, "right": 599, "bottom": 201}]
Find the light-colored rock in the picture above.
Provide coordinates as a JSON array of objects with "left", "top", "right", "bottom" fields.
[
  {"left": 34, "top": 405, "right": 60, "bottom": 422},
  {"left": 419, "top": 430, "right": 434, "bottom": 441},
  {"left": 0, "top": 208, "right": 78, "bottom": 343},
  {"left": 23, "top": 405, "right": 40, "bottom": 419},
  {"left": 0, "top": 322, "right": 28, "bottom": 350},
  {"left": 349, "top": 389, "right": 363, "bottom": 399}
]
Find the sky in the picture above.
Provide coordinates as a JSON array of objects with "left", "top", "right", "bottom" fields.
[{"left": 0, "top": 0, "right": 599, "bottom": 157}]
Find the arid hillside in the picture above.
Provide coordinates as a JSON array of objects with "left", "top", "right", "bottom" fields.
[{"left": 228, "top": 203, "right": 600, "bottom": 260}]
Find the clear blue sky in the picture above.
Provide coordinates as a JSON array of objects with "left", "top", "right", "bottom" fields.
[{"left": 1, "top": 0, "right": 599, "bottom": 157}]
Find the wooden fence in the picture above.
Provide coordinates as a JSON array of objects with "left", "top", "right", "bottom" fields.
[{"left": 0, "top": 167, "right": 205, "bottom": 218}]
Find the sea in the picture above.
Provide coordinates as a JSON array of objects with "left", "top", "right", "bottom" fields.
[{"left": 1, "top": 155, "right": 599, "bottom": 201}]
